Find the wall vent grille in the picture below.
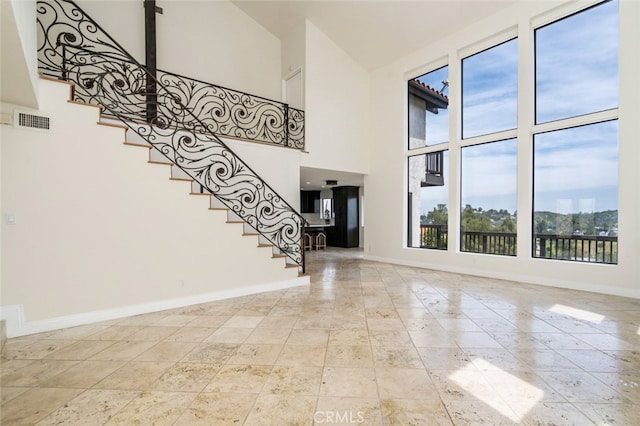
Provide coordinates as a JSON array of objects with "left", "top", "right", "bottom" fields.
[{"left": 16, "top": 112, "right": 51, "bottom": 130}]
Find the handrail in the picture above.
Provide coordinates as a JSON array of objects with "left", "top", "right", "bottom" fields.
[
  {"left": 37, "top": 0, "right": 305, "bottom": 150},
  {"left": 36, "top": 0, "right": 306, "bottom": 269}
]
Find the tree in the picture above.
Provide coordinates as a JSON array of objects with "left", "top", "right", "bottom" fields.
[{"left": 426, "top": 204, "right": 448, "bottom": 225}]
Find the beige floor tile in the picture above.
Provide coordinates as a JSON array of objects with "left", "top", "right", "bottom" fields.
[
  {"left": 203, "top": 326, "right": 253, "bottom": 343},
  {"left": 174, "top": 392, "right": 256, "bottom": 425},
  {"left": 150, "top": 362, "right": 221, "bottom": 392},
  {"left": 222, "top": 315, "right": 265, "bottom": 328},
  {"left": 375, "top": 367, "right": 439, "bottom": 400},
  {"left": 538, "top": 371, "right": 629, "bottom": 403},
  {"left": 368, "top": 329, "right": 412, "bottom": 347},
  {"left": 1, "top": 359, "right": 78, "bottom": 387},
  {"left": 276, "top": 344, "right": 327, "bottom": 366},
  {"left": 245, "top": 327, "right": 292, "bottom": 344},
  {"left": 428, "top": 369, "right": 497, "bottom": 402},
  {"left": 162, "top": 326, "right": 216, "bottom": 342},
  {"left": 380, "top": 399, "right": 453, "bottom": 426},
  {"left": 262, "top": 365, "right": 323, "bottom": 395},
  {"left": 0, "top": 386, "right": 30, "bottom": 404},
  {"left": 2, "top": 339, "right": 73, "bottom": 360},
  {"left": 3, "top": 248, "right": 639, "bottom": 425},
  {"left": 36, "top": 389, "right": 138, "bottom": 425},
  {"left": 95, "top": 361, "right": 173, "bottom": 390},
  {"left": 286, "top": 329, "right": 330, "bottom": 345},
  {"left": 443, "top": 399, "right": 520, "bottom": 425},
  {"left": 104, "top": 390, "right": 197, "bottom": 425},
  {"left": 326, "top": 344, "right": 374, "bottom": 368},
  {"left": 181, "top": 342, "right": 239, "bottom": 364},
  {"left": 125, "top": 326, "right": 181, "bottom": 341},
  {"left": 41, "top": 360, "right": 125, "bottom": 388},
  {"left": 320, "top": 367, "right": 377, "bottom": 398},
  {"left": 512, "top": 402, "right": 594, "bottom": 425},
  {"left": 43, "top": 340, "right": 115, "bottom": 361},
  {"left": 88, "top": 340, "right": 157, "bottom": 361},
  {"left": 84, "top": 325, "right": 144, "bottom": 341},
  {"left": 184, "top": 315, "right": 231, "bottom": 328},
  {"left": 574, "top": 402, "right": 640, "bottom": 425},
  {"left": 328, "top": 329, "right": 370, "bottom": 346},
  {"left": 244, "top": 394, "right": 316, "bottom": 426},
  {"left": 418, "top": 347, "right": 475, "bottom": 371},
  {"left": 372, "top": 346, "right": 424, "bottom": 369},
  {"left": 316, "top": 397, "right": 382, "bottom": 425},
  {"left": 0, "top": 387, "right": 83, "bottom": 425},
  {"left": 204, "top": 364, "right": 271, "bottom": 393},
  {"left": 590, "top": 371, "right": 640, "bottom": 404},
  {"left": 226, "top": 343, "right": 283, "bottom": 365},
  {"left": 134, "top": 341, "right": 198, "bottom": 362}
]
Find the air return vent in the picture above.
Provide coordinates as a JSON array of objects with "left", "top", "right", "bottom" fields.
[{"left": 15, "top": 112, "right": 51, "bottom": 131}]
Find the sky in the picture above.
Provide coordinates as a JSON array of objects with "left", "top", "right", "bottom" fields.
[{"left": 412, "top": 0, "right": 618, "bottom": 216}]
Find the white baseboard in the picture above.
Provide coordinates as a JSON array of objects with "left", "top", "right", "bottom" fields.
[
  {"left": 0, "top": 275, "right": 309, "bottom": 338},
  {"left": 363, "top": 254, "right": 640, "bottom": 299}
]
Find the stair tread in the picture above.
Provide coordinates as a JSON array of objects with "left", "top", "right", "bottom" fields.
[
  {"left": 124, "top": 141, "right": 151, "bottom": 148},
  {"left": 97, "top": 121, "right": 128, "bottom": 130}
]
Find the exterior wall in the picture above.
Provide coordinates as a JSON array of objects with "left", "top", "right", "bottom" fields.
[
  {"left": 365, "top": 0, "right": 640, "bottom": 298},
  {"left": 302, "top": 20, "right": 370, "bottom": 175},
  {"left": 0, "top": 78, "right": 305, "bottom": 337},
  {"left": 76, "top": 0, "right": 282, "bottom": 101}
]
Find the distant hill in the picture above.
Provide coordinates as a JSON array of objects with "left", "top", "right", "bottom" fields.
[{"left": 534, "top": 209, "right": 618, "bottom": 236}]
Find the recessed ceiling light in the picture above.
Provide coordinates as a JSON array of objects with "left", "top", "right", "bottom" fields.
[{"left": 306, "top": 181, "right": 311, "bottom": 185}]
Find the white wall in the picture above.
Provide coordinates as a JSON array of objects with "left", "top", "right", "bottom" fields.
[
  {"left": 76, "top": 0, "right": 282, "bottom": 101},
  {"left": 224, "top": 138, "right": 302, "bottom": 210},
  {"left": 0, "top": 78, "right": 305, "bottom": 337},
  {"left": 302, "top": 20, "right": 370, "bottom": 175},
  {"left": 365, "top": 0, "right": 640, "bottom": 298},
  {"left": 0, "top": 0, "right": 38, "bottom": 107}
]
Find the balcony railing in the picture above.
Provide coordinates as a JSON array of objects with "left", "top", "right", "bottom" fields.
[
  {"left": 37, "top": 0, "right": 304, "bottom": 150},
  {"left": 534, "top": 233, "right": 618, "bottom": 264},
  {"left": 462, "top": 230, "right": 517, "bottom": 256},
  {"left": 419, "top": 225, "right": 618, "bottom": 264}
]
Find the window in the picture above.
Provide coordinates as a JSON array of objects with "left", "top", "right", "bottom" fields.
[
  {"left": 407, "top": 64, "right": 450, "bottom": 250},
  {"left": 408, "top": 151, "right": 449, "bottom": 249},
  {"left": 462, "top": 39, "right": 518, "bottom": 139},
  {"left": 461, "top": 140, "right": 517, "bottom": 255},
  {"left": 535, "top": 1, "right": 618, "bottom": 124},
  {"left": 460, "top": 38, "right": 518, "bottom": 256},
  {"left": 408, "top": 66, "right": 449, "bottom": 149},
  {"left": 533, "top": 0, "right": 619, "bottom": 264}
]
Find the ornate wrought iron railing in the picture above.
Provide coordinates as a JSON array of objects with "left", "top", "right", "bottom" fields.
[
  {"left": 36, "top": 0, "right": 304, "bottom": 150},
  {"left": 36, "top": 0, "right": 306, "bottom": 268}
]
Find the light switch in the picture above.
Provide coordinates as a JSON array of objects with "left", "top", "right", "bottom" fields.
[{"left": 6, "top": 213, "right": 16, "bottom": 225}]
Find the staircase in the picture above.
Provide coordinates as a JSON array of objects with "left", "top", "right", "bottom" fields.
[{"left": 36, "top": 0, "right": 306, "bottom": 272}]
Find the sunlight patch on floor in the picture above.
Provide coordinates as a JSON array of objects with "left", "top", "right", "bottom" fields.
[
  {"left": 549, "top": 304, "right": 605, "bottom": 324},
  {"left": 449, "top": 359, "right": 544, "bottom": 423}
]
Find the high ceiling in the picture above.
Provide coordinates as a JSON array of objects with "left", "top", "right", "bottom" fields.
[
  {"left": 230, "top": 1, "right": 516, "bottom": 191},
  {"left": 231, "top": 0, "right": 515, "bottom": 71}
]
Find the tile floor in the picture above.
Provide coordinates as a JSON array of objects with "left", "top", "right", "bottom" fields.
[{"left": 1, "top": 248, "right": 639, "bottom": 425}]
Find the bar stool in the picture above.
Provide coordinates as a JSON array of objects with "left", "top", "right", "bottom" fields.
[
  {"left": 303, "top": 233, "right": 313, "bottom": 251},
  {"left": 315, "top": 232, "right": 327, "bottom": 250}
]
